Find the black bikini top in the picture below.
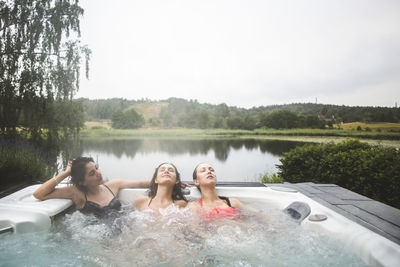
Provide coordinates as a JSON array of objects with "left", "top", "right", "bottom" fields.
[{"left": 80, "top": 184, "right": 122, "bottom": 218}]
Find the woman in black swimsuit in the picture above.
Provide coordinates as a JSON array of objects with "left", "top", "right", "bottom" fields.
[{"left": 33, "top": 157, "right": 150, "bottom": 217}]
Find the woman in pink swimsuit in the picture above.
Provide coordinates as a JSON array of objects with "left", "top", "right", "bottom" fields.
[
  {"left": 188, "top": 163, "right": 241, "bottom": 219},
  {"left": 134, "top": 162, "right": 188, "bottom": 214}
]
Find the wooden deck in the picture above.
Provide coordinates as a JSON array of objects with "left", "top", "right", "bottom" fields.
[{"left": 281, "top": 182, "right": 400, "bottom": 245}]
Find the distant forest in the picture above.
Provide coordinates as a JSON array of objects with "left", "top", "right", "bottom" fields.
[{"left": 76, "top": 97, "right": 400, "bottom": 130}]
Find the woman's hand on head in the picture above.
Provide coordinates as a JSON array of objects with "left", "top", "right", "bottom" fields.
[
  {"left": 181, "top": 182, "right": 192, "bottom": 188},
  {"left": 65, "top": 160, "right": 73, "bottom": 174}
]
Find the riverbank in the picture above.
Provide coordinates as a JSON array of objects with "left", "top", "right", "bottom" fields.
[{"left": 80, "top": 124, "right": 400, "bottom": 148}]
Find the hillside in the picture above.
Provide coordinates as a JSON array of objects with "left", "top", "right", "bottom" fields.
[
  {"left": 128, "top": 101, "right": 168, "bottom": 121},
  {"left": 76, "top": 97, "right": 400, "bottom": 130}
]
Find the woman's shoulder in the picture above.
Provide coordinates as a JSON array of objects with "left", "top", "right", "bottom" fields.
[
  {"left": 104, "top": 179, "right": 123, "bottom": 193},
  {"left": 64, "top": 185, "right": 86, "bottom": 209},
  {"left": 174, "top": 199, "right": 188, "bottom": 208},
  {"left": 133, "top": 195, "right": 150, "bottom": 209},
  {"left": 229, "top": 197, "right": 242, "bottom": 208}
]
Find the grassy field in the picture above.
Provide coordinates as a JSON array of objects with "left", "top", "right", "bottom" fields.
[
  {"left": 337, "top": 122, "right": 400, "bottom": 132},
  {"left": 84, "top": 120, "right": 112, "bottom": 129},
  {"left": 81, "top": 121, "right": 400, "bottom": 147}
]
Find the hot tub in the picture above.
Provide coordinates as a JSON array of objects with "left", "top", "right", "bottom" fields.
[{"left": 1, "top": 184, "right": 399, "bottom": 266}]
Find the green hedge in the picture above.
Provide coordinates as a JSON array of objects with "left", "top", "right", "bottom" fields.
[
  {"left": 278, "top": 139, "right": 400, "bottom": 208},
  {"left": 0, "top": 138, "right": 57, "bottom": 187}
]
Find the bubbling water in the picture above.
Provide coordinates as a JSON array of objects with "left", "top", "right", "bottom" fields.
[{"left": 0, "top": 202, "right": 368, "bottom": 267}]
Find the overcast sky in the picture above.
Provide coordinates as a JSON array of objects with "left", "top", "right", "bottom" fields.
[{"left": 76, "top": 0, "right": 400, "bottom": 108}]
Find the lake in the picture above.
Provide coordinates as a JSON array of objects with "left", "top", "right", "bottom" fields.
[{"left": 72, "top": 138, "right": 308, "bottom": 183}]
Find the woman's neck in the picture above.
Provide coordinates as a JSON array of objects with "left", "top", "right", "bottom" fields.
[
  {"left": 86, "top": 183, "right": 101, "bottom": 195},
  {"left": 152, "top": 184, "right": 174, "bottom": 205},
  {"left": 200, "top": 186, "right": 219, "bottom": 203}
]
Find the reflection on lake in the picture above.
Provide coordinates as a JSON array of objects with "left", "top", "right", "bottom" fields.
[{"left": 74, "top": 139, "right": 308, "bottom": 182}]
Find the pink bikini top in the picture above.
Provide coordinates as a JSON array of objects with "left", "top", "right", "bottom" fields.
[{"left": 199, "top": 197, "right": 240, "bottom": 220}]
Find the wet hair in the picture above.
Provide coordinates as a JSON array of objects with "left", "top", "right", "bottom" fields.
[
  {"left": 193, "top": 163, "right": 226, "bottom": 199},
  {"left": 70, "top": 157, "right": 95, "bottom": 193},
  {"left": 192, "top": 163, "right": 201, "bottom": 181},
  {"left": 192, "top": 162, "right": 208, "bottom": 192},
  {"left": 148, "top": 162, "right": 187, "bottom": 202}
]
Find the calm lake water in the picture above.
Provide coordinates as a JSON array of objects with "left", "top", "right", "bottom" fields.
[{"left": 73, "top": 138, "right": 308, "bottom": 183}]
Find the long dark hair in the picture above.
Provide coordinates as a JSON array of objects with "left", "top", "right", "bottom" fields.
[
  {"left": 148, "top": 162, "right": 187, "bottom": 202},
  {"left": 192, "top": 162, "right": 205, "bottom": 192},
  {"left": 70, "top": 157, "right": 94, "bottom": 193}
]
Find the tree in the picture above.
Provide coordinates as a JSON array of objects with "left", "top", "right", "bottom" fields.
[
  {"left": 198, "top": 112, "right": 210, "bottom": 129},
  {"left": 160, "top": 107, "right": 173, "bottom": 127},
  {"left": 123, "top": 109, "right": 144, "bottom": 129},
  {"left": 0, "top": 0, "right": 90, "bottom": 139},
  {"left": 111, "top": 109, "right": 144, "bottom": 129},
  {"left": 242, "top": 115, "right": 257, "bottom": 130},
  {"left": 263, "top": 110, "right": 298, "bottom": 129},
  {"left": 111, "top": 109, "right": 124, "bottom": 129},
  {"left": 226, "top": 116, "right": 243, "bottom": 129},
  {"left": 215, "top": 103, "right": 230, "bottom": 118}
]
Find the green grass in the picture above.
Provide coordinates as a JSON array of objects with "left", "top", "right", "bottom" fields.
[
  {"left": 80, "top": 123, "right": 400, "bottom": 147},
  {"left": 253, "top": 128, "right": 400, "bottom": 140},
  {"left": 80, "top": 126, "right": 400, "bottom": 139}
]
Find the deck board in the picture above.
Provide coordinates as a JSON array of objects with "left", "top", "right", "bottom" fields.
[{"left": 281, "top": 182, "right": 400, "bottom": 245}]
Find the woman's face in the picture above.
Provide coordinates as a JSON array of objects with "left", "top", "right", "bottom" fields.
[
  {"left": 194, "top": 163, "right": 217, "bottom": 187},
  {"left": 83, "top": 162, "right": 103, "bottom": 187},
  {"left": 155, "top": 163, "right": 178, "bottom": 185}
]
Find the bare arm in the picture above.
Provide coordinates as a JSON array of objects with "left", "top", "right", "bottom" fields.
[
  {"left": 106, "top": 179, "right": 151, "bottom": 196},
  {"left": 115, "top": 179, "right": 151, "bottom": 189},
  {"left": 234, "top": 200, "right": 271, "bottom": 225},
  {"left": 33, "top": 162, "right": 72, "bottom": 200}
]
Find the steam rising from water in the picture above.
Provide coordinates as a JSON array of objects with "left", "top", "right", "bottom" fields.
[{"left": 0, "top": 203, "right": 367, "bottom": 266}]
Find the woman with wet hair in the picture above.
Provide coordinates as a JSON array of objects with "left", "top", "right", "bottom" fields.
[
  {"left": 133, "top": 162, "right": 188, "bottom": 214},
  {"left": 33, "top": 157, "right": 150, "bottom": 217},
  {"left": 188, "top": 163, "right": 241, "bottom": 219}
]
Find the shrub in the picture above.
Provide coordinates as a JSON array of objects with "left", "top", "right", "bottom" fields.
[
  {"left": 260, "top": 172, "right": 284, "bottom": 184},
  {"left": 0, "top": 138, "right": 57, "bottom": 187},
  {"left": 277, "top": 139, "right": 400, "bottom": 208},
  {"left": 111, "top": 109, "right": 144, "bottom": 129}
]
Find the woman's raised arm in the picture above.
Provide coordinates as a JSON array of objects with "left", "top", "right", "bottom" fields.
[
  {"left": 106, "top": 179, "right": 150, "bottom": 196},
  {"left": 33, "top": 161, "right": 73, "bottom": 200}
]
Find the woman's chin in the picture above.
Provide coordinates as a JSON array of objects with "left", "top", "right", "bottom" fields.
[
  {"left": 157, "top": 179, "right": 176, "bottom": 186},
  {"left": 202, "top": 180, "right": 217, "bottom": 187}
]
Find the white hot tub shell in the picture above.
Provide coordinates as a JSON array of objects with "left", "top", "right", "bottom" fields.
[{"left": 1, "top": 184, "right": 399, "bottom": 267}]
